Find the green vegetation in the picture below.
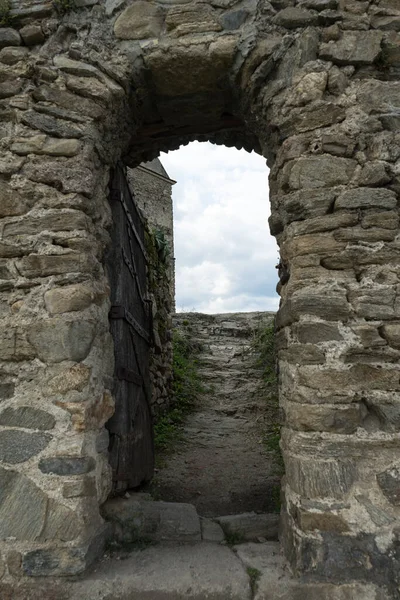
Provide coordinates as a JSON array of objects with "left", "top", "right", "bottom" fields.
[
  {"left": 251, "top": 322, "right": 276, "bottom": 386},
  {"left": 247, "top": 567, "right": 262, "bottom": 595},
  {"left": 0, "top": 0, "right": 12, "bottom": 26},
  {"left": 223, "top": 529, "right": 245, "bottom": 547},
  {"left": 153, "top": 330, "right": 204, "bottom": 454},
  {"left": 53, "top": 0, "right": 76, "bottom": 14},
  {"left": 250, "top": 321, "right": 284, "bottom": 511}
]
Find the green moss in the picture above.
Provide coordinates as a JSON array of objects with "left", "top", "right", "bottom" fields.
[
  {"left": 223, "top": 529, "right": 245, "bottom": 547},
  {"left": 247, "top": 567, "right": 261, "bottom": 595},
  {"left": 0, "top": 0, "right": 12, "bottom": 26},
  {"left": 250, "top": 322, "right": 284, "bottom": 481},
  {"left": 53, "top": 0, "right": 76, "bottom": 14},
  {"left": 153, "top": 330, "right": 204, "bottom": 454}
]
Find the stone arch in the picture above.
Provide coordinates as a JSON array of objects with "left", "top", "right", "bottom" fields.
[{"left": 0, "top": 0, "right": 400, "bottom": 597}]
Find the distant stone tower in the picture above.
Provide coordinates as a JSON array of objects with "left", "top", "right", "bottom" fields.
[{"left": 128, "top": 159, "right": 176, "bottom": 310}]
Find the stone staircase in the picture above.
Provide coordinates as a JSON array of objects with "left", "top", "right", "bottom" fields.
[
  {"left": 153, "top": 311, "right": 281, "bottom": 517},
  {"left": 62, "top": 494, "right": 371, "bottom": 600}
]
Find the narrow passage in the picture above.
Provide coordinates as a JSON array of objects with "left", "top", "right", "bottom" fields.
[{"left": 152, "top": 311, "right": 281, "bottom": 518}]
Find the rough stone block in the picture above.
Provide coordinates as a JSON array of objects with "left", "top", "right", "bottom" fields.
[
  {"left": 22, "top": 525, "right": 109, "bottom": 576},
  {"left": 282, "top": 233, "right": 345, "bottom": 258},
  {"left": 65, "top": 76, "right": 113, "bottom": 105},
  {"left": 280, "top": 344, "right": 325, "bottom": 364},
  {"left": 21, "top": 110, "right": 84, "bottom": 139},
  {"left": 33, "top": 86, "right": 104, "bottom": 120},
  {"left": 361, "top": 211, "right": 399, "bottom": 230},
  {"left": 28, "top": 320, "right": 95, "bottom": 363},
  {"left": 0, "top": 327, "right": 36, "bottom": 361},
  {"left": 144, "top": 37, "right": 237, "bottom": 96},
  {"left": 284, "top": 402, "right": 361, "bottom": 434},
  {"left": 3, "top": 210, "right": 89, "bottom": 238},
  {"left": 44, "top": 284, "right": 97, "bottom": 315},
  {"left": 102, "top": 497, "right": 202, "bottom": 543},
  {"left": 11, "top": 136, "right": 81, "bottom": 157},
  {"left": 166, "top": 5, "right": 222, "bottom": 36},
  {"left": 294, "top": 322, "right": 343, "bottom": 344},
  {"left": 295, "top": 506, "right": 350, "bottom": 533},
  {"left": 220, "top": 9, "right": 248, "bottom": 30},
  {"left": 39, "top": 456, "right": 95, "bottom": 476},
  {"left": 114, "top": 3, "right": 164, "bottom": 39},
  {"left": 276, "top": 189, "right": 336, "bottom": 223},
  {"left": 17, "top": 253, "right": 93, "bottom": 278},
  {"left": 0, "top": 180, "right": 32, "bottom": 217},
  {"left": 0, "top": 241, "right": 25, "bottom": 258},
  {"left": 377, "top": 467, "right": 400, "bottom": 505},
  {"left": 23, "top": 162, "right": 94, "bottom": 196},
  {"left": 280, "top": 103, "right": 346, "bottom": 137},
  {"left": 381, "top": 324, "right": 400, "bottom": 349},
  {"left": 319, "top": 30, "right": 383, "bottom": 65},
  {"left": 19, "top": 24, "right": 44, "bottom": 46},
  {"left": 351, "top": 324, "right": 386, "bottom": 348},
  {"left": 0, "top": 383, "right": 14, "bottom": 400},
  {"left": 298, "top": 365, "right": 400, "bottom": 392},
  {"left": 0, "top": 79, "right": 22, "bottom": 99},
  {"left": 0, "top": 28, "right": 21, "bottom": 49},
  {"left": 288, "top": 156, "right": 357, "bottom": 189},
  {"left": 0, "top": 46, "right": 28, "bottom": 65},
  {"left": 216, "top": 512, "right": 279, "bottom": 541},
  {"left": 47, "top": 364, "right": 92, "bottom": 394},
  {"left": 0, "top": 430, "right": 51, "bottom": 464},
  {"left": 200, "top": 517, "right": 225, "bottom": 542},
  {"left": 53, "top": 56, "right": 102, "bottom": 79},
  {"left": 335, "top": 188, "right": 397, "bottom": 211},
  {"left": 273, "top": 7, "right": 318, "bottom": 28},
  {"left": 0, "top": 407, "right": 55, "bottom": 430},
  {"left": 62, "top": 477, "right": 97, "bottom": 498},
  {"left": 290, "top": 289, "right": 350, "bottom": 322},
  {"left": 285, "top": 455, "right": 357, "bottom": 499}
]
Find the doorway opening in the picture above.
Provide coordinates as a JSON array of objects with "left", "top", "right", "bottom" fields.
[{"left": 107, "top": 141, "right": 285, "bottom": 538}]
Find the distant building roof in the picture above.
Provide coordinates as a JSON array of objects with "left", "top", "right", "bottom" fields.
[{"left": 140, "top": 158, "right": 174, "bottom": 182}]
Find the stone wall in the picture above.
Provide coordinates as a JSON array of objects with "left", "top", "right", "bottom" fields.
[
  {"left": 0, "top": 0, "right": 399, "bottom": 596},
  {"left": 128, "top": 159, "right": 176, "bottom": 309}
]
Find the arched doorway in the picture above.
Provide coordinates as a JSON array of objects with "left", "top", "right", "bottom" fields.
[{"left": 0, "top": 2, "right": 399, "bottom": 597}]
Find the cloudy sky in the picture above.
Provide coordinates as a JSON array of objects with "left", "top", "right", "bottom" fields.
[{"left": 160, "top": 141, "right": 280, "bottom": 314}]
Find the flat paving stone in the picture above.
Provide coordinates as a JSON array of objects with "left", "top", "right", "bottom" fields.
[
  {"left": 102, "top": 497, "right": 201, "bottom": 543},
  {"left": 233, "top": 542, "right": 379, "bottom": 600},
  {"left": 71, "top": 542, "right": 252, "bottom": 600},
  {"left": 216, "top": 512, "right": 279, "bottom": 541}
]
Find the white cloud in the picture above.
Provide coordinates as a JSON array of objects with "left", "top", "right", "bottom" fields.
[{"left": 160, "top": 141, "right": 279, "bottom": 314}]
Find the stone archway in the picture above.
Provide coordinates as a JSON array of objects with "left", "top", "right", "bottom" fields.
[{"left": 0, "top": 0, "right": 400, "bottom": 597}]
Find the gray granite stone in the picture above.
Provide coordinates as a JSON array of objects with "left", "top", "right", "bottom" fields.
[
  {"left": 0, "top": 407, "right": 55, "bottom": 430},
  {"left": 0, "top": 430, "right": 51, "bottom": 464},
  {"left": 39, "top": 456, "right": 95, "bottom": 476}
]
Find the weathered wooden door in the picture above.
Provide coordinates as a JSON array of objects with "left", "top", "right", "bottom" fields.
[{"left": 106, "top": 163, "right": 154, "bottom": 494}]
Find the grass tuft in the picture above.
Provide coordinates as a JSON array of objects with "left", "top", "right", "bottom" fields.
[{"left": 247, "top": 567, "right": 262, "bottom": 595}]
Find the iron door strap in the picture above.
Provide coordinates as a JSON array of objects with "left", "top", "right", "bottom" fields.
[
  {"left": 116, "top": 366, "right": 143, "bottom": 386},
  {"left": 110, "top": 304, "right": 150, "bottom": 343}
]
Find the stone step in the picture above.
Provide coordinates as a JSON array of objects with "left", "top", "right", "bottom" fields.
[
  {"left": 101, "top": 496, "right": 202, "bottom": 544},
  {"left": 10, "top": 541, "right": 380, "bottom": 600},
  {"left": 102, "top": 496, "right": 279, "bottom": 547},
  {"left": 215, "top": 512, "right": 280, "bottom": 542},
  {"left": 70, "top": 542, "right": 253, "bottom": 600}
]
